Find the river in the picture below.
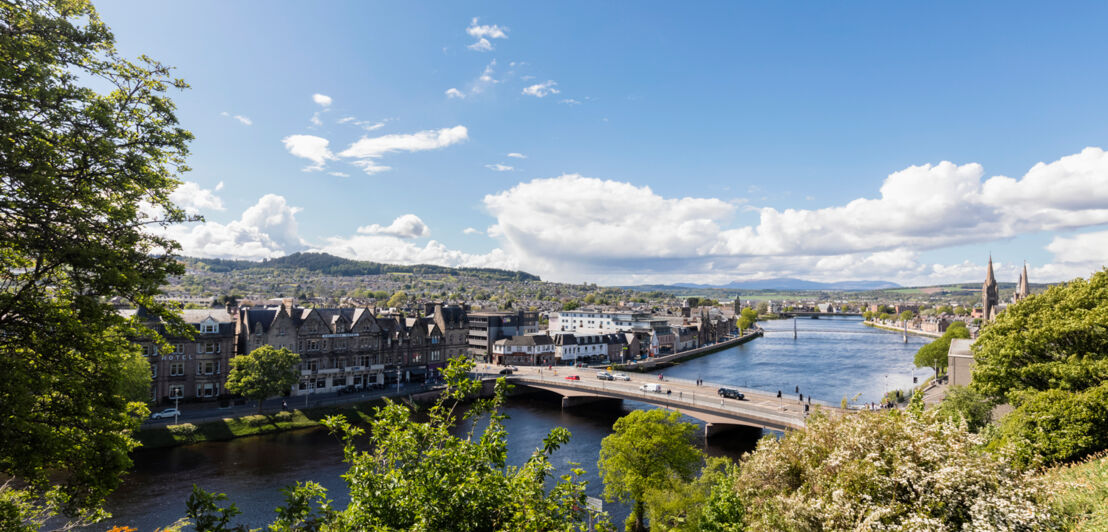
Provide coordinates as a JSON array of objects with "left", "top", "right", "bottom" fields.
[{"left": 90, "top": 316, "right": 929, "bottom": 530}]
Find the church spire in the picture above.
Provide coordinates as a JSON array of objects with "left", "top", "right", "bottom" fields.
[
  {"left": 983, "top": 255, "right": 999, "bottom": 321},
  {"left": 1016, "top": 261, "right": 1030, "bottom": 301}
]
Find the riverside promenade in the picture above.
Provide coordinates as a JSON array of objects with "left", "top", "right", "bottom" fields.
[
  {"left": 613, "top": 329, "right": 764, "bottom": 372},
  {"left": 863, "top": 320, "right": 941, "bottom": 339}
]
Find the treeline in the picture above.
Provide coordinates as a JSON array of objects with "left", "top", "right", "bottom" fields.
[{"left": 184, "top": 252, "right": 540, "bottom": 282}]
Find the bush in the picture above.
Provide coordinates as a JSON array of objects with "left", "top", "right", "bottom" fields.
[{"left": 732, "top": 409, "right": 1059, "bottom": 530}]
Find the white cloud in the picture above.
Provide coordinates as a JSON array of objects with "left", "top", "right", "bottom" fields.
[
  {"left": 465, "top": 18, "right": 507, "bottom": 51},
  {"left": 506, "top": 152, "right": 527, "bottom": 159},
  {"left": 316, "top": 235, "right": 518, "bottom": 271},
  {"left": 166, "top": 194, "right": 306, "bottom": 260},
  {"left": 467, "top": 38, "right": 493, "bottom": 52},
  {"left": 463, "top": 227, "right": 482, "bottom": 235},
  {"left": 356, "top": 214, "right": 431, "bottom": 239},
  {"left": 170, "top": 181, "right": 225, "bottom": 214},
  {"left": 522, "top": 80, "right": 559, "bottom": 98},
  {"left": 220, "top": 111, "right": 252, "bottom": 125},
  {"left": 338, "top": 116, "right": 388, "bottom": 130},
  {"left": 328, "top": 171, "right": 350, "bottom": 178},
  {"left": 485, "top": 163, "right": 514, "bottom": 172},
  {"left": 560, "top": 99, "right": 581, "bottom": 105},
  {"left": 312, "top": 93, "right": 332, "bottom": 107},
  {"left": 281, "top": 134, "right": 333, "bottom": 171},
  {"left": 445, "top": 88, "right": 465, "bottom": 99},
  {"left": 479, "top": 148, "right": 1108, "bottom": 282},
  {"left": 310, "top": 112, "right": 323, "bottom": 127},
  {"left": 338, "top": 126, "right": 468, "bottom": 175}
]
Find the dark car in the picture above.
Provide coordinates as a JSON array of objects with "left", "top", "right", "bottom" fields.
[
  {"left": 596, "top": 371, "right": 614, "bottom": 381},
  {"left": 498, "top": 368, "right": 514, "bottom": 375},
  {"left": 337, "top": 384, "right": 362, "bottom": 395},
  {"left": 717, "top": 387, "right": 744, "bottom": 400}
]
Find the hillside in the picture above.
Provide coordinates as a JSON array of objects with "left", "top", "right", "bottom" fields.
[{"left": 183, "top": 252, "right": 540, "bottom": 282}]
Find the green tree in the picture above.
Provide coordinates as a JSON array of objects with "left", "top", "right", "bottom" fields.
[
  {"left": 562, "top": 299, "right": 580, "bottom": 311},
  {"left": 913, "top": 321, "right": 969, "bottom": 376},
  {"left": 0, "top": 0, "right": 193, "bottom": 527},
  {"left": 386, "top": 290, "right": 408, "bottom": 308},
  {"left": 737, "top": 307, "right": 758, "bottom": 334},
  {"left": 643, "top": 457, "right": 741, "bottom": 531},
  {"left": 972, "top": 269, "right": 1108, "bottom": 466},
  {"left": 899, "top": 310, "right": 915, "bottom": 322},
  {"left": 225, "top": 346, "right": 301, "bottom": 413},
  {"left": 935, "top": 385, "right": 992, "bottom": 432},
  {"left": 598, "top": 409, "right": 703, "bottom": 531},
  {"left": 755, "top": 301, "right": 769, "bottom": 315}
]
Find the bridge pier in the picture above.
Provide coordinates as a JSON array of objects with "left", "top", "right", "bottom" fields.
[
  {"left": 561, "top": 396, "right": 620, "bottom": 409},
  {"left": 704, "top": 422, "right": 765, "bottom": 440}
]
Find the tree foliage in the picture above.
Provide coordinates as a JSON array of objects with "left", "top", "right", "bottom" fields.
[
  {"left": 0, "top": 0, "right": 193, "bottom": 527},
  {"left": 733, "top": 409, "right": 1059, "bottom": 530},
  {"left": 597, "top": 409, "right": 703, "bottom": 531},
  {"left": 935, "top": 385, "right": 992, "bottom": 433},
  {"left": 737, "top": 307, "right": 758, "bottom": 333},
  {"left": 971, "top": 269, "right": 1108, "bottom": 466},
  {"left": 642, "top": 457, "right": 742, "bottom": 532},
  {"left": 225, "top": 345, "right": 300, "bottom": 412},
  {"left": 913, "top": 321, "right": 969, "bottom": 376},
  {"left": 190, "top": 357, "right": 602, "bottom": 531}
]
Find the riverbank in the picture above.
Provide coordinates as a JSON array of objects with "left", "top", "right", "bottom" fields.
[
  {"left": 614, "top": 329, "right": 763, "bottom": 372},
  {"left": 135, "top": 400, "right": 384, "bottom": 449},
  {"left": 863, "top": 321, "right": 942, "bottom": 338}
]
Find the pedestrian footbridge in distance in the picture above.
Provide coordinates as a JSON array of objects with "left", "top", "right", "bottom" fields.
[{"left": 498, "top": 370, "right": 830, "bottom": 436}]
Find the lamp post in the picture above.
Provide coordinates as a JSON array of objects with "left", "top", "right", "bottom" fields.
[{"left": 174, "top": 395, "right": 179, "bottom": 425}]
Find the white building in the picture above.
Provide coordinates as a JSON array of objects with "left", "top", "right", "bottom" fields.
[
  {"left": 550, "top": 309, "right": 665, "bottom": 334},
  {"left": 553, "top": 332, "right": 609, "bottom": 363}
]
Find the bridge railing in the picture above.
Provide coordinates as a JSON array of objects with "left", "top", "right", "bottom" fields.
[{"left": 509, "top": 375, "right": 807, "bottom": 430}]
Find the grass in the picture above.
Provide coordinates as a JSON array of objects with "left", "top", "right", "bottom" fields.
[
  {"left": 1045, "top": 451, "right": 1108, "bottom": 531},
  {"left": 135, "top": 400, "right": 387, "bottom": 450}
]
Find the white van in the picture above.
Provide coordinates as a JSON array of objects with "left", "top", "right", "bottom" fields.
[{"left": 639, "top": 383, "right": 662, "bottom": 393}]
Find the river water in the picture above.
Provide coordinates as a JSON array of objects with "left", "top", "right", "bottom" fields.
[{"left": 91, "top": 317, "right": 929, "bottom": 530}]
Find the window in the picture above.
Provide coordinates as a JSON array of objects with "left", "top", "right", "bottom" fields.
[
  {"left": 150, "top": 363, "right": 158, "bottom": 378},
  {"left": 197, "top": 361, "right": 218, "bottom": 375},
  {"left": 174, "top": 343, "right": 184, "bottom": 354},
  {"left": 142, "top": 344, "right": 157, "bottom": 356},
  {"left": 316, "top": 379, "right": 326, "bottom": 389},
  {"left": 169, "top": 385, "right": 183, "bottom": 399},
  {"left": 202, "top": 323, "right": 218, "bottom": 334},
  {"left": 333, "top": 377, "right": 346, "bottom": 386},
  {"left": 299, "top": 381, "right": 308, "bottom": 390},
  {"left": 170, "top": 363, "right": 184, "bottom": 376},
  {"left": 196, "top": 383, "right": 219, "bottom": 398}
]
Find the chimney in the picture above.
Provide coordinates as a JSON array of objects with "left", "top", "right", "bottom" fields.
[{"left": 282, "top": 297, "right": 295, "bottom": 309}]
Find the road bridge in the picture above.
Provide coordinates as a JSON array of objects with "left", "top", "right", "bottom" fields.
[
  {"left": 495, "top": 367, "right": 836, "bottom": 436},
  {"left": 779, "top": 312, "right": 864, "bottom": 318}
]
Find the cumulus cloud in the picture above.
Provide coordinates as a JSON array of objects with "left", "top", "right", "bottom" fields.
[
  {"left": 485, "top": 163, "right": 514, "bottom": 172},
  {"left": 316, "top": 235, "right": 518, "bottom": 270},
  {"left": 310, "top": 112, "right": 323, "bottom": 127},
  {"left": 466, "top": 18, "right": 507, "bottom": 51},
  {"left": 506, "top": 152, "right": 527, "bottom": 159},
  {"left": 356, "top": 214, "right": 431, "bottom": 239},
  {"left": 445, "top": 88, "right": 465, "bottom": 99},
  {"left": 220, "top": 111, "right": 252, "bottom": 125},
  {"left": 522, "top": 80, "right": 559, "bottom": 98},
  {"left": 170, "top": 181, "right": 225, "bottom": 214},
  {"left": 282, "top": 134, "right": 333, "bottom": 171},
  {"left": 463, "top": 227, "right": 483, "bottom": 235},
  {"left": 338, "top": 126, "right": 468, "bottom": 175},
  {"left": 165, "top": 194, "right": 306, "bottom": 260},
  {"left": 480, "top": 148, "right": 1108, "bottom": 282},
  {"left": 312, "top": 93, "right": 332, "bottom": 107}
]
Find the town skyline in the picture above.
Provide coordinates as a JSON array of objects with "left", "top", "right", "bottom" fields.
[{"left": 96, "top": 1, "right": 1108, "bottom": 286}]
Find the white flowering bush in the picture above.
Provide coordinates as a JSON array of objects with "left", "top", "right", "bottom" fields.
[{"left": 732, "top": 408, "right": 1059, "bottom": 531}]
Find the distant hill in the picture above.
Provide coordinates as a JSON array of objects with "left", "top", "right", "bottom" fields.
[
  {"left": 183, "top": 252, "right": 540, "bottom": 282},
  {"left": 672, "top": 278, "right": 901, "bottom": 291}
]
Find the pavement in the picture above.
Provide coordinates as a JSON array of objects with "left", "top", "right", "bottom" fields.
[{"left": 142, "top": 381, "right": 444, "bottom": 426}]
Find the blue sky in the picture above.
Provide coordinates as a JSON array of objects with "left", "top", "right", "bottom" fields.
[{"left": 99, "top": 1, "right": 1108, "bottom": 285}]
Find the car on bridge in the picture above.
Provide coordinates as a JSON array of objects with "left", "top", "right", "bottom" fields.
[
  {"left": 565, "top": 375, "right": 580, "bottom": 381},
  {"left": 612, "top": 373, "right": 630, "bottom": 381},
  {"left": 596, "top": 371, "right": 614, "bottom": 381},
  {"left": 717, "top": 388, "right": 745, "bottom": 400}
]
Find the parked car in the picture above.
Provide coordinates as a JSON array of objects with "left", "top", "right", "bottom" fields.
[
  {"left": 338, "top": 384, "right": 364, "bottom": 395},
  {"left": 498, "top": 368, "right": 514, "bottom": 375},
  {"left": 565, "top": 375, "right": 580, "bottom": 381},
  {"left": 596, "top": 371, "right": 614, "bottom": 381},
  {"left": 150, "top": 408, "right": 180, "bottom": 420},
  {"left": 612, "top": 373, "right": 631, "bottom": 381},
  {"left": 717, "top": 387, "right": 745, "bottom": 400},
  {"left": 639, "top": 383, "right": 662, "bottom": 393}
]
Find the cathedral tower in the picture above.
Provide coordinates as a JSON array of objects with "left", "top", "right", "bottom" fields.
[{"left": 983, "top": 256, "right": 999, "bottom": 321}]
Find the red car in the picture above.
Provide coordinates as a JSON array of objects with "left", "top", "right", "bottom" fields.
[{"left": 564, "top": 375, "right": 580, "bottom": 381}]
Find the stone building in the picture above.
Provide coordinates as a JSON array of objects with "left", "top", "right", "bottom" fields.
[
  {"left": 982, "top": 256, "right": 1000, "bottom": 322},
  {"left": 127, "top": 307, "right": 236, "bottom": 405},
  {"left": 236, "top": 301, "right": 449, "bottom": 396}
]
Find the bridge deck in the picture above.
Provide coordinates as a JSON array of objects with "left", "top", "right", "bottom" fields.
[{"left": 493, "top": 367, "right": 837, "bottom": 431}]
